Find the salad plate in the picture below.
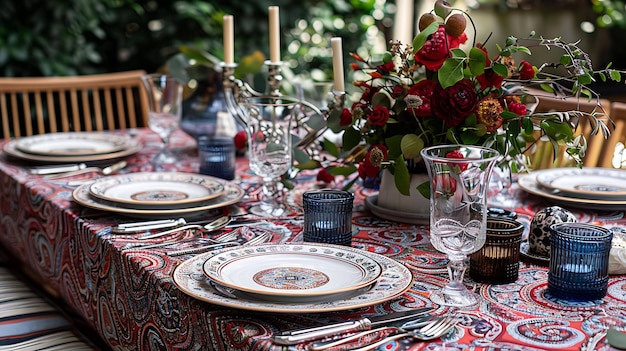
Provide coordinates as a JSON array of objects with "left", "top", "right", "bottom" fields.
[
  {"left": 202, "top": 243, "right": 382, "bottom": 297},
  {"left": 89, "top": 172, "right": 225, "bottom": 209},
  {"left": 14, "top": 132, "right": 130, "bottom": 156},
  {"left": 535, "top": 168, "right": 626, "bottom": 200}
]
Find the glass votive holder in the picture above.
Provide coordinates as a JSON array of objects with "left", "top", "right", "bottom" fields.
[
  {"left": 469, "top": 218, "right": 524, "bottom": 284},
  {"left": 198, "top": 136, "right": 236, "bottom": 180},
  {"left": 303, "top": 189, "right": 354, "bottom": 246},
  {"left": 548, "top": 222, "right": 613, "bottom": 302}
]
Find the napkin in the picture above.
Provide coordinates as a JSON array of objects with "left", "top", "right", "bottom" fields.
[{"left": 610, "top": 229, "right": 626, "bottom": 275}]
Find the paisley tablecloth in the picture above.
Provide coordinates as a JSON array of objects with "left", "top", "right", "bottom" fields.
[{"left": 0, "top": 129, "right": 625, "bottom": 351}]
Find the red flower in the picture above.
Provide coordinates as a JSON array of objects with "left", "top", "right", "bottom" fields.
[
  {"left": 367, "top": 105, "right": 390, "bottom": 127},
  {"left": 233, "top": 131, "right": 248, "bottom": 150},
  {"left": 414, "top": 25, "right": 467, "bottom": 71},
  {"left": 445, "top": 150, "right": 468, "bottom": 172},
  {"left": 316, "top": 168, "right": 335, "bottom": 183},
  {"left": 476, "top": 96, "right": 504, "bottom": 133},
  {"left": 507, "top": 100, "right": 527, "bottom": 116},
  {"left": 377, "top": 62, "right": 395, "bottom": 74},
  {"left": 433, "top": 173, "right": 457, "bottom": 195},
  {"left": 339, "top": 108, "right": 352, "bottom": 126},
  {"left": 391, "top": 85, "right": 405, "bottom": 98},
  {"left": 360, "top": 144, "right": 388, "bottom": 178},
  {"left": 519, "top": 60, "right": 535, "bottom": 80},
  {"left": 476, "top": 69, "right": 504, "bottom": 90},
  {"left": 406, "top": 79, "right": 437, "bottom": 117},
  {"left": 431, "top": 79, "right": 478, "bottom": 127}
]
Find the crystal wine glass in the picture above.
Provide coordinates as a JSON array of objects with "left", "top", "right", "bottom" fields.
[
  {"left": 241, "top": 97, "right": 297, "bottom": 217},
  {"left": 421, "top": 144, "right": 500, "bottom": 309},
  {"left": 141, "top": 74, "right": 183, "bottom": 166}
]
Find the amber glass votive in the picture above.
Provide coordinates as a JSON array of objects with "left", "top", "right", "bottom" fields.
[
  {"left": 303, "top": 189, "right": 354, "bottom": 246},
  {"left": 469, "top": 218, "right": 524, "bottom": 284}
]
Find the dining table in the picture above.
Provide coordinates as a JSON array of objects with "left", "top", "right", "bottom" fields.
[{"left": 0, "top": 128, "right": 625, "bottom": 351}]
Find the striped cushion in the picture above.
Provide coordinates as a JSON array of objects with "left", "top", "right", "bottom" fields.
[{"left": 0, "top": 267, "right": 96, "bottom": 350}]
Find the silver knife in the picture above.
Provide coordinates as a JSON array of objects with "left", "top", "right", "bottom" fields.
[
  {"left": 29, "top": 163, "right": 87, "bottom": 175},
  {"left": 272, "top": 307, "right": 433, "bottom": 345}
]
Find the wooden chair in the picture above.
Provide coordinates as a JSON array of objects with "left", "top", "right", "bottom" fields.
[
  {"left": 602, "top": 101, "right": 626, "bottom": 168},
  {"left": 0, "top": 70, "right": 149, "bottom": 139},
  {"left": 525, "top": 92, "right": 612, "bottom": 169}
]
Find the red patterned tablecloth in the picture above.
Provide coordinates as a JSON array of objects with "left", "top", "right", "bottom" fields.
[{"left": 0, "top": 128, "right": 625, "bottom": 351}]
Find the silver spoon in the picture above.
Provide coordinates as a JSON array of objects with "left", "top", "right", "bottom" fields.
[{"left": 45, "top": 160, "right": 127, "bottom": 179}]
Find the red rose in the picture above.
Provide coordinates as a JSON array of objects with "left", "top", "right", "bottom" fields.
[
  {"left": 339, "top": 108, "right": 352, "bottom": 126},
  {"left": 377, "top": 61, "right": 395, "bottom": 74},
  {"left": 406, "top": 79, "right": 437, "bottom": 117},
  {"left": 445, "top": 150, "right": 468, "bottom": 171},
  {"left": 433, "top": 173, "right": 457, "bottom": 195},
  {"left": 508, "top": 100, "right": 527, "bottom": 116},
  {"left": 233, "top": 131, "right": 248, "bottom": 150},
  {"left": 414, "top": 25, "right": 468, "bottom": 71},
  {"left": 361, "top": 144, "right": 388, "bottom": 178},
  {"left": 431, "top": 79, "right": 478, "bottom": 127},
  {"left": 476, "top": 69, "right": 504, "bottom": 90},
  {"left": 519, "top": 60, "right": 535, "bottom": 80},
  {"left": 367, "top": 105, "right": 390, "bottom": 127},
  {"left": 391, "top": 85, "right": 405, "bottom": 98},
  {"left": 316, "top": 168, "right": 335, "bottom": 183}
]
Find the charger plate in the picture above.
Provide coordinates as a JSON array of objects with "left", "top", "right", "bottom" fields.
[
  {"left": 518, "top": 173, "right": 626, "bottom": 211},
  {"left": 14, "top": 132, "right": 130, "bottom": 156},
  {"left": 364, "top": 195, "right": 429, "bottom": 225},
  {"left": 173, "top": 243, "right": 413, "bottom": 313},
  {"left": 3, "top": 135, "right": 142, "bottom": 164},
  {"left": 534, "top": 168, "right": 626, "bottom": 200},
  {"left": 89, "top": 172, "right": 225, "bottom": 209},
  {"left": 202, "top": 243, "right": 382, "bottom": 297},
  {"left": 73, "top": 181, "right": 243, "bottom": 218}
]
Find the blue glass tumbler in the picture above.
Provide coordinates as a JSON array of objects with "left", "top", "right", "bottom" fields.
[
  {"left": 303, "top": 189, "right": 354, "bottom": 246},
  {"left": 548, "top": 222, "right": 613, "bottom": 301},
  {"left": 198, "top": 136, "right": 236, "bottom": 180}
]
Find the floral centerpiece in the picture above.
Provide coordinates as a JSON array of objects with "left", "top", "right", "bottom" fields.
[{"left": 318, "top": 0, "right": 624, "bottom": 197}]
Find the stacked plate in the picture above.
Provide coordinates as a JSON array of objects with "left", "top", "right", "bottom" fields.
[
  {"left": 3, "top": 132, "right": 143, "bottom": 163},
  {"left": 173, "top": 243, "right": 414, "bottom": 313},
  {"left": 518, "top": 167, "right": 626, "bottom": 210},
  {"left": 72, "top": 172, "right": 244, "bottom": 218}
]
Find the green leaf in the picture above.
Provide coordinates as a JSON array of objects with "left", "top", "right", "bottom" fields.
[
  {"left": 577, "top": 73, "right": 593, "bottom": 85},
  {"left": 385, "top": 134, "right": 404, "bottom": 159},
  {"left": 393, "top": 155, "right": 410, "bottom": 196},
  {"left": 541, "top": 120, "right": 574, "bottom": 141},
  {"left": 610, "top": 70, "right": 622, "bottom": 82},
  {"left": 413, "top": 22, "right": 438, "bottom": 52},
  {"left": 438, "top": 57, "right": 465, "bottom": 89},
  {"left": 559, "top": 54, "right": 572, "bottom": 66},
  {"left": 468, "top": 47, "right": 486, "bottom": 76},
  {"left": 323, "top": 138, "right": 340, "bottom": 157},
  {"left": 492, "top": 63, "right": 509, "bottom": 77},
  {"left": 400, "top": 134, "right": 424, "bottom": 159},
  {"left": 329, "top": 165, "right": 358, "bottom": 176},
  {"left": 295, "top": 159, "right": 322, "bottom": 169},
  {"left": 522, "top": 117, "right": 534, "bottom": 135},
  {"left": 343, "top": 128, "right": 362, "bottom": 150},
  {"left": 372, "top": 92, "right": 392, "bottom": 108},
  {"left": 417, "top": 180, "right": 431, "bottom": 199},
  {"left": 326, "top": 107, "right": 345, "bottom": 133},
  {"left": 501, "top": 111, "right": 520, "bottom": 120}
]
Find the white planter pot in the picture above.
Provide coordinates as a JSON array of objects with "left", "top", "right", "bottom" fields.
[{"left": 377, "top": 169, "right": 430, "bottom": 215}]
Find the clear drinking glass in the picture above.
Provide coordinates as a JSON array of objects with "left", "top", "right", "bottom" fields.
[
  {"left": 141, "top": 74, "right": 183, "bottom": 166},
  {"left": 421, "top": 144, "right": 500, "bottom": 308},
  {"left": 241, "top": 98, "right": 297, "bottom": 217}
]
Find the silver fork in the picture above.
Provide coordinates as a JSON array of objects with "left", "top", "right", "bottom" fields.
[
  {"left": 346, "top": 315, "right": 458, "bottom": 351},
  {"left": 166, "top": 230, "right": 271, "bottom": 256}
]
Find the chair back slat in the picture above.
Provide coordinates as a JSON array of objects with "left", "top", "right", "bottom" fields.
[{"left": 0, "top": 70, "right": 148, "bottom": 138}]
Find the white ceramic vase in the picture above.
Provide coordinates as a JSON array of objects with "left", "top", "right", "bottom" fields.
[{"left": 377, "top": 169, "right": 430, "bottom": 215}]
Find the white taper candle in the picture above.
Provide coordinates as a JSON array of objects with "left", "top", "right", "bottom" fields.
[
  {"left": 331, "top": 37, "right": 345, "bottom": 92},
  {"left": 269, "top": 6, "right": 280, "bottom": 63},
  {"left": 223, "top": 15, "right": 234, "bottom": 65}
]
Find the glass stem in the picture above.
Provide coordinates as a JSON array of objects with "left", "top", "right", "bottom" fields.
[{"left": 446, "top": 258, "right": 468, "bottom": 290}]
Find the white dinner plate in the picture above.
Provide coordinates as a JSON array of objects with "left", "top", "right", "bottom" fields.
[
  {"left": 72, "top": 181, "right": 244, "bottom": 218},
  {"left": 518, "top": 173, "right": 626, "bottom": 211},
  {"left": 89, "top": 172, "right": 225, "bottom": 209},
  {"left": 535, "top": 168, "right": 626, "bottom": 200},
  {"left": 14, "top": 132, "right": 129, "bottom": 156},
  {"left": 173, "top": 243, "right": 413, "bottom": 313},
  {"left": 3, "top": 134, "right": 143, "bottom": 164},
  {"left": 202, "top": 243, "right": 382, "bottom": 297},
  {"left": 364, "top": 195, "right": 429, "bottom": 225}
]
